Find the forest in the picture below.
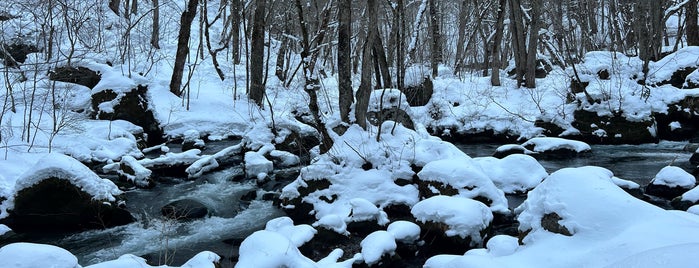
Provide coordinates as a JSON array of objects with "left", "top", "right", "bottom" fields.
[{"left": 1, "top": 0, "right": 699, "bottom": 267}]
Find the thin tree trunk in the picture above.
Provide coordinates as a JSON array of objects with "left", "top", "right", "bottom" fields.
[
  {"left": 249, "top": 0, "right": 266, "bottom": 107},
  {"left": 169, "top": 0, "right": 198, "bottom": 97},
  {"left": 509, "top": 0, "right": 526, "bottom": 87},
  {"left": 356, "top": 0, "right": 378, "bottom": 129},
  {"left": 374, "top": 31, "right": 392, "bottom": 88},
  {"left": 454, "top": 0, "right": 469, "bottom": 75},
  {"left": 396, "top": 0, "right": 405, "bottom": 90},
  {"left": 687, "top": 0, "right": 699, "bottom": 46},
  {"left": 150, "top": 0, "right": 160, "bottom": 49},
  {"left": 338, "top": 0, "right": 353, "bottom": 123},
  {"left": 491, "top": 0, "right": 506, "bottom": 86},
  {"left": 428, "top": 0, "right": 441, "bottom": 77},
  {"left": 524, "top": 0, "right": 541, "bottom": 88}
]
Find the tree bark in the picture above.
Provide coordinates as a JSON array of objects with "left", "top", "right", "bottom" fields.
[
  {"left": 231, "top": 0, "right": 242, "bottom": 64},
  {"left": 524, "top": 0, "right": 542, "bottom": 88},
  {"left": 428, "top": 0, "right": 441, "bottom": 77},
  {"left": 338, "top": 0, "right": 353, "bottom": 123},
  {"left": 509, "top": 0, "right": 526, "bottom": 87},
  {"left": 453, "top": 0, "right": 469, "bottom": 75},
  {"left": 356, "top": 0, "right": 378, "bottom": 129},
  {"left": 249, "top": 0, "right": 266, "bottom": 107},
  {"left": 150, "top": 0, "right": 160, "bottom": 49},
  {"left": 687, "top": 0, "right": 699, "bottom": 46},
  {"left": 169, "top": 0, "right": 198, "bottom": 97},
  {"left": 491, "top": 0, "right": 506, "bottom": 86},
  {"left": 109, "top": 0, "right": 120, "bottom": 15}
]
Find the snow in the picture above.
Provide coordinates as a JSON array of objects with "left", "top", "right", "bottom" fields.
[
  {"left": 473, "top": 154, "right": 547, "bottom": 193},
  {"left": 423, "top": 166, "right": 699, "bottom": 267},
  {"left": 244, "top": 151, "right": 273, "bottom": 179},
  {"left": 0, "top": 224, "right": 11, "bottom": 235},
  {"left": 1, "top": 153, "right": 122, "bottom": 219},
  {"left": 264, "top": 217, "right": 317, "bottom": 247},
  {"left": 349, "top": 198, "right": 389, "bottom": 225},
  {"left": 648, "top": 47, "right": 699, "bottom": 85},
  {"left": 269, "top": 150, "right": 300, "bottom": 167},
  {"left": 611, "top": 176, "right": 641, "bottom": 189},
  {"left": 485, "top": 235, "right": 519, "bottom": 257},
  {"left": 417, "top": 157, "right": 509, "bottom": 213},
  {"left": 102, "top": 155, "right": 152, "bottom": 187},
  {"left": 84, "top": 251, "right": 220, "bottom": 268},
  {"left": 681, "top": 185, "right": 699, "bottom": 203},
  {"left": 650, "top": 166, "right": 696, "bottom": 188},
  {"left": 360, "top": 231, "right": 397, "bottom": 265},
  {"left": 521, "top": 137, "right": 591, "bottom": 153},
  {"left": 411, "top": 195, "right": 493, "bottom": 241},
  {"left": 386, "top": 221, "right": 421, "bottom": 243},
  {"left": 0, "top": 242, "right": 80, "bottom": 268}
]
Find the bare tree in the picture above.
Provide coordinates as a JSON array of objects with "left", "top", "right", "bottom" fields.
[
  {"left": 686, "top": 0, "right": 699, "bottom": 46},
  {"left": 169, "top": 0, "right": 199, "bottom": 97},
  {"left": 355, "top": 0, "right": 378, "bottom": 129},
  {"left": 491, "top": 0, "right": 507, "bottom": 86},
  {"left": 524, "top": 0, "right": 542, "bottom": 88},
  {"left": 248, "top": 0, "right": 266, "bottom": 107},
  {"left": 428, "top": 0, "right": 441, "bottom": 77},
  {"left": 150, "top": 0, "right": 160, "bottom": 49},
  {"left": 338, "top": 0, "right": 353, "bottom": 124}
]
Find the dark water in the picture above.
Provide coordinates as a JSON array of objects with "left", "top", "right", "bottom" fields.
[{"left": 456, "top": 141, "right": 696, "bottom": 185}]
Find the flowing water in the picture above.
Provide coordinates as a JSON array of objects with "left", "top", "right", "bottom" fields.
[
  {"left": 3, "top": 140, "right": 696, "bottom": 267},
  {"left": 455, "top": 141, "right": 695, "bottom": 185}
]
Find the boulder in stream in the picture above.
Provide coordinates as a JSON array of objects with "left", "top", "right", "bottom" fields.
[
  {"left": 161, "top": 199, "right": 209, "bottom": 220},
  {"left": 0, "top": 153, "right": 134, "bottom": 232},
  {"left": 645, "top": 166, "right": 696, "bottom": 199}
]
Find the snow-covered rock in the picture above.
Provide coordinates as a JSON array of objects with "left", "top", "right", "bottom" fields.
[
  {"left": 244, "top": 151, "right": 273, "bottom": 179},
  {"left": 646, "top": 166, "right": 696, "bottom": 199},
  {"left": 360, "top": 230, "right": 397, "bottom": 266},
  {"left": 521, "top": 137, "right": 591, "bottom": 156},
  {"left": 386, "top": 221, "right": 421, "bottom": 243},
  {"left": 417, "top": 157, "right": 508, "bottom": 213},
  {"left": 411, "top": 195, "right": 493, "bottom": 243},
  {"left": 0, "top": 242, "right": 80, "bottom": 268},
  {"left": 473, "top": 154, "right": 547, "bottom": 194}
]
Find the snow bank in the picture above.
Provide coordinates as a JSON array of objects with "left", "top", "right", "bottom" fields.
[
  {"left": 0, "top": 242, "right": 80, "bottom": 268},
  {"left": 264, "top": 217, "right": 316, "bottom": 247},
  {"left": 386, "top": 221, "right": 421, "bottom": 243},
  {"left": 428, "top": 166, "right": 699, "bottom": 267},
  {"left": 411, "top": 195, "right": 493, "bottom": 241}
]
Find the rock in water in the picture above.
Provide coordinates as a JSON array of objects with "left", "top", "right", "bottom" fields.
[{"left": 161, "top": 199, "right": 209, "bottom": 220}]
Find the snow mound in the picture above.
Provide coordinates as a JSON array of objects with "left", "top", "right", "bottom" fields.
[
  {"left": 681, "top": 185, "right": 699, "bottom": 203},
  {"left": 473, "top": 154, "right": 547, "bottom": 193},
  {"left": 265, "top": 217, "right": 316, "bottom": 247},
  {"left": 650, "top": 166, "right": 696, "bottom": 188},
  {"left": 485, "top": 235, "right": 519, "bottom": 257},
  {"left": 418, "top": 157, "right": 508, "bottom": 213},
  {"left": 360, "top": 230, "right": 397, "bottom": 265},
  {"left": 648, "top": 47, "right": 699, "bottom": 85},
  {"left": 0, "top": 242, "right": 79, "bottom": 268},
  {"left": 387, "top": 221, "right": 421, "bottom": 243},
  {"left": 521, "top": 137, "right": 591, "bottom": 153},
  {"left": 411, "top": 195, "right": 493, "bottom": 241}
]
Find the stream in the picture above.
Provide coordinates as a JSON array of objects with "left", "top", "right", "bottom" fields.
[{"left": 2, "top": 140, "right": 696, "bottom": 267}]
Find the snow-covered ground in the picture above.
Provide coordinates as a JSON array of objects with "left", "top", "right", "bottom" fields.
[{"left": 1, "top": 1, "right": 699, "bottom": 267}]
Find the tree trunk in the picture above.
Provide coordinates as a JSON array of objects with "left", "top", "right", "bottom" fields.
[
  {"left": 109, "top": 0, "right": 120, "bottom": 15},
  {"left": 428, "top": 0, "right": 441, "bottom": 77},
  {"left": 509, "top": 0, "right": 526, "bottom": 87},
  {"left": 491, "top": 0, "right": 506, "bottom": 86},
  {"left": 169, "top": 0, "right": 198, "bottom": 97},
  {"left": 524, "top": 0, "right": 541, "bottom": 88},
  {"left": 454, "top": 0, "right": 469, "bottom": 75},
  {"left": 150, "top": 0, "right": 160, "bottom": 49},
  {"left": 373, "top": 32, "right": 392, "bottom": 88},
  {"left": 687, "top": 0, "right": 699, "bottom": 46},
  {"left": 249, "top": 0, "right": 266, "bottom": 107},
  {"left": 231, "top": 0, "right": 242, "bottom": 64},
  {"left": 356, "top": 0, "right": 378, "bottom": 129},
  {"left": 338, "top": 0, "right": 353, "bottom": 124}
]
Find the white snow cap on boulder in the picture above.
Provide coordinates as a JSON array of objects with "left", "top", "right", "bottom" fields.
[
  {"left": 0, "top": 242, "right": 80, "bottom": 268},
  {"left": 411, "top": 195, "right": 493, "bottom": 241},
  {"left": 650, "top": 166, "right": 696, "bottom": 188},
  {"left": 522, "top": 137, "right": 591, "bottom": 153}
]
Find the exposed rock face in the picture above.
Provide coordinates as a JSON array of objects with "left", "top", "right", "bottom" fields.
[
  {"left": 654, "top": 96, "right": 699, "bottom": 142},
  {"left": 1, "top": 43, "right": 39, "bottom": 66},
  {"left": 161, "top": 199, "right": 209, "bottom": 220},
  {"left": 570, "top": 110, "right": 658, "bottom": 144},
  {"left": 49, "top": 66, "right": 101, "bottom": 89},
  {"left": 1, "top": 178, "right": 134, "bottom": 232},
  {"left": 540, "top": 212, "right": 572, "bottom": 236},
  {"left": 92, "top": 85, "right": 164, "bottom": 146},
  {"left": 368, "top": 108, "right": 415, "bottom": 130},
  {"left": 401, "top": 76, "right": 433, "bottom": 106},
  {"left": 645, "top": 184, "right": 692, "bottom": 200}
]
